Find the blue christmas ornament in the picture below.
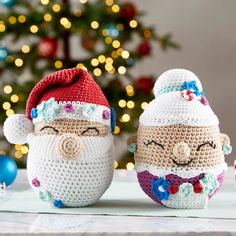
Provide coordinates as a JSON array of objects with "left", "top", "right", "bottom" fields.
[
  {"left": 0, "top": 0, "right": 16, "bottom": 8},
  {"left": 106, "top": 24, "right": 119, "bottom": 38},
  {"left": 0, "top": 47, "right": 9, "bottom": 62},
  {"left": 0, "top": 155, "right": 17, "bottom": 186}
]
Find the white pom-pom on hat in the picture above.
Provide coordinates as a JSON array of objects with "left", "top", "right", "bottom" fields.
[{"left": 3, "top": 114, "right": 33, "bottom": 144}]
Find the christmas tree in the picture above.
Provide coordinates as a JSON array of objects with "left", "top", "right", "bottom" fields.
[{"left": 0, "top": 0, "right": 178, "bottom": 168}]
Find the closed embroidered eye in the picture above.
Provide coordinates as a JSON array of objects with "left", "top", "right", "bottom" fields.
[
  {"left": 81, "top": 127, "right": 100, "bottom": 135},
  {"left": 143, "top": 140, "right": 164, "bottom": 150},
  {"left": 197, "top": 141, "right": 216, "bottom": 151},
  {"left": 40, "top": 126, "right": 59, "bottom": 133}
]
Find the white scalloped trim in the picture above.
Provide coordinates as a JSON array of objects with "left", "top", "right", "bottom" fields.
[
  {"left": 135, "top": 161, "right": 227, "bottom": 178},
  {"left": 33, "top": 101, "right": 111, "bottom": 126}
]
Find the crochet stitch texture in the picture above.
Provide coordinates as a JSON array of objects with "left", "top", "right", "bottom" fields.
[
  {"left": 129, "top": 69, "right": 231, "bottom": 209},
  {"left": 4, "top": 68, "right": 114, "bottom": 208}
]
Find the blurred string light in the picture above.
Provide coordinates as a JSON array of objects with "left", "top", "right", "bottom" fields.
[
  {"left": 76, "top": 63, "right": 87, "bottom": 71},
  {"left": 116, "top": 48, "right": 123, "bottom": 56},
  {"left": 3, "top": 85, "right": 12, "bottom": 94},
  {"left": 30, "top": 25, "right": 38, "bottom": 33},
  {"left": 118, "top": 66, "right": 126, "bottom": 75},
  {"left": 122, "top": 114, "right": 130, "bottom": 122},
  {"left": 2, "top": 85, "right": 20, "bottom": 130},
  {"left": 44, "top": 13, "right": 52, "bottom": 22},
  {"left": 144, "top": 29, "right": 152, "bottom": 39},
  {"left": 21, "top": 45, "right": 30, "bottom": 53},
  {"left": 126, "top": 162, "right": 134, "bottom": 171},
  {"left": 112, "top": 40, "right": 120, "bottom": 48},
  {"left": 91, "top": 21, "right": 99, "bottom": 29},
  {"left": 121, "top": 50, "right": 129, "bottom": 59},
  {"left": 141, "top": 102, "right": 148, "bottom": 110},
  {"left": 91, "top": 58, "right": 99, "bottom": 66},
  {"left": 105, "top": 0, "right": 113, "bottom": 6},
  {"left": 98, "top": 55, "right": 106, "bottom": 63},
  {"left": 126, "top": 85, "right": 134, "bottom": 96},
  {"left": 8, "top": 16, "right": 16, "bottom": 24},
  {"left": 93, "top": 68, "right": 102, "bottom": 76},
  {"left": 127, "top": 100, "right": 134, "bottom": 109},
  {"left": 0, "top": 47, "right": 9, "bottom": 61},
  {"left": 15, "top": 58, "right": 23, "bottom": 67},
  {"left": 129, "top": 20, "right": 138, "bottom": 28},
  {"left": 105, "top": 24, "right": 119, "bottom": 37},
  {"left": 105, "top": 36, "right": 112, "bottom": 44},
  {"left": 54, "top": 60, "right": 63, "bottom": 69},
  {"left": 52, "top": 4, "right": 61, "bottom": 12},
  {"left": 118, "top": 99, "right": 126, "bottom": 108},
  {"left": 114, "top": 125, "right": 120, "bottom": 134},
  {"left": 74, "top": 10, "right": 82, "bottom": 17},
  {"left": 114, "top": 160, "right": 118, "bottom": 168},
  {"left": 60, "top": 17, "right": 71, "bottom": 29},
  {"left": 0, "top": 21, "right": 6, "bottom": 32},
  {"left": 11, "top": 94, "right": 19, "bottom": 103},
  {"left": 79, "top": 0, "right": 88, "bottom": 4},
  {"left": 111, "top": 4, "right": 120, "bottom": 13},
  {"left": 41, "top": 0, "right": 49, "bottom": 5},
  {"left": 18, "top": 15, "right": 26, "bottom": 23}
]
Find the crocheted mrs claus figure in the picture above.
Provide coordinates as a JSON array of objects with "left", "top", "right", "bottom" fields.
[
  {"left": 4, "top": 68, "right": 115, "bottom": 208},
  {"left": 128, "top": 69, "right": 232, "bottom": 209}
]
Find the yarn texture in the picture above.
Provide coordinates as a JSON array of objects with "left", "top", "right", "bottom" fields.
[
  {"left": 129, "top": 69, "right": 231, "bottom": 209},
  {"left": 3, "top": 68, "right": 115, "bottom": 207}
]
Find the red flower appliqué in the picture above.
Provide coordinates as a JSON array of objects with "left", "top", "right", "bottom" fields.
[
  {"left": 180, "top": 89, "right": 196, "bottom": 101},
  {"left": 168, "top": 184, "right": 179, "bottom": 195},
  {"left": 193, "top": 183, "right": 203, "bottom": 193}
]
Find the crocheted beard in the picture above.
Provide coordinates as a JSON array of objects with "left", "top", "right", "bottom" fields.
[
  {"left": 128, "top": 69, "right": 232, "bottom": 209},
  {"left": 4, "top": 68, "right": 115, "bottom": 208}
]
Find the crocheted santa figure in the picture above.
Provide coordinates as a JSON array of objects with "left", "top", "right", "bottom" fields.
[
  {"left": 128, "top": 69, "right": 232, "bottom": 209},
  {"left": 4, "top": 68, "right": 115, "bottom": 208}
]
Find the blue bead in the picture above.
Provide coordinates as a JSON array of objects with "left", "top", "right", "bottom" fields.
[
  {"left": 30, "top": 108, "right": 38, "bottom": 119},
  {"left": 110, "top": 108, "right": 116, "bottom": 133},
  {"left": 0, "top": 155, "right": 17, "bottom": 186},
  {"left": 53, "top": 200, "right": 63, "bottom": 208}
]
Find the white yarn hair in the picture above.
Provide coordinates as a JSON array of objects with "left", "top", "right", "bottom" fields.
[
  {"left": 3, "top": 114, "right": 33, "bottom": 144},
  {"left": 140, "top": 69, "right": 219, "bottom": 127},
  {"left": 154, "top": 69, "right": 203, "bottom": 98}
]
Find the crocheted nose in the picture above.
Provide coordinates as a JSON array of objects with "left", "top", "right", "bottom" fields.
[
  {"left": 57, "top": 133, "right": 80, "bottom": 160},
  {"left": 173, "top": 142, "right": 190, "bottom": 160}
]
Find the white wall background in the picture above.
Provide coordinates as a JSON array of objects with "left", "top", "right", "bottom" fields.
[{"left": 127, "top": 0, "right": 236, "bottom": 164}]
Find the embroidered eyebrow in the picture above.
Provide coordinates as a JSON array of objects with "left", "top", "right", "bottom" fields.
[
  {"left": 81, "top": 127, "right": 100, "bottom": 135},
  {"left": 40, "top": 126, "right": 59, "bottom": 133},
  {"left": 143, "top": 140, "right": 164, "bottom": 150},
  {"left": 197, "top": 141, "right": 216, "bottom": 151}
]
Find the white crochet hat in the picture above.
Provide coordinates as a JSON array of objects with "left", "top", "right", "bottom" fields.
[{"left": 140, "top": 69, "right": 219, "bottom": 126}]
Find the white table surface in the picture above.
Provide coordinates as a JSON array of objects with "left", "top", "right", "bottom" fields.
[{"left": 0, "top": 168, "right": 236, "bottom": 236}]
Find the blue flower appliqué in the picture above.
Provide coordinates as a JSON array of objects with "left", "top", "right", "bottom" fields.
[
  {"left": 39, "top": 190, "right": 52, "bottom": 201},
  {"left": 53, "top": 199, "right": 63, "bottom": 208},
  {"left": 110, "top": 108, "right": 116, "bottom": 133},
  {"left": 30, "top": 108, "right": 38, "bottom": 119},
  {"left": 37, "top": 98, "right": 60, "bottom": 121},
  {"left": 152, "top": 177, "right": 171, "bottom": 201},
  {"left": 82, "top": 104, "right": 97, "bottom": 118},
  {"left": 182, "top": 81, "right": 203, "bottom": 97}
]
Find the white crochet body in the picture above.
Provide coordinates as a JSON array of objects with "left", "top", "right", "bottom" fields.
[{"left": 27, "top": 134, "right": 114, "bottom": 207}]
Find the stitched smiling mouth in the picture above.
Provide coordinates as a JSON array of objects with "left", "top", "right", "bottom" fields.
[{"left": 171, "top": 158, "right": 194, "bottom": 167}]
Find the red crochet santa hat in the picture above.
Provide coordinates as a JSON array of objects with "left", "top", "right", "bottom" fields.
[
  {"left": 25, "top": 68, "right": 114, "bottom": 128},
  {"left": 3, "top": 68, "right": 115, "bottom": 144}
]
